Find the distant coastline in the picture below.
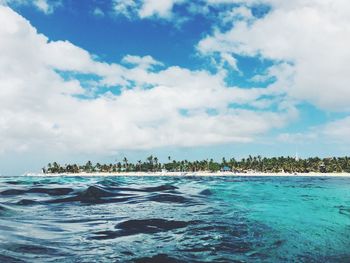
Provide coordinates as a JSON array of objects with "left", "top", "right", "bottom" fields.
[
  {"left": 25, "top": 171, "right": 350, "bottom": 177},
  {"left": 40, "top": 156, "right": 350, "bottom": 175}
]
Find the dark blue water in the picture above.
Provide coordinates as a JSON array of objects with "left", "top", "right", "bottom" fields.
[{"left": 1, "top": 176, "right": 350, "bottom": 262}]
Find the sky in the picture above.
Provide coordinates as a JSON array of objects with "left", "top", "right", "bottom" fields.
[{"left": 0, "top": 0, "right": 350, "bottom": 175}]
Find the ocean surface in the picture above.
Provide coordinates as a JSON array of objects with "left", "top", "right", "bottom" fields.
[{"left": 1, "top": 176, "right": 350, "bottom": 262}]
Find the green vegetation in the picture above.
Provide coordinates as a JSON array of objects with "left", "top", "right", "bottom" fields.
[{"left": 43, "top": 156, "right": 350, "bottom": 174}]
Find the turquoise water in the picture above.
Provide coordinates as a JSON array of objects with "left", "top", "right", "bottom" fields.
[{"left": 1, "top": 176, "right": 350, "bottom": 262}]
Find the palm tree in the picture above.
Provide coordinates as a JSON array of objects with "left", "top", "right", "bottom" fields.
[
  {"left": 154, "top": 157, "right": 159, "bottom": 172},
  {"left": 123, "top": 157, "right": 128, "bottom": 171},
  {"left": 47, "top": 163, "right": 52, "bottom": 173},
  {"left": 52, "top": 162, "right": 60, "bottom": 173},
  {"left": 95, "top": 163, "right": 101, "bottom": 172},
  {"left": 147, "top": 155, "right": 153, "bottom": 171},
  {"left": 85, "top": 161, "right": 93, "bottom": 172}
]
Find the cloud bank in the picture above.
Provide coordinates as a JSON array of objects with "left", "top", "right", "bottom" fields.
[
  {"left": 0, "top": 5, "right": 294, "bottom": 155},
  {"left": 198, "top": 0, "right": 350, "bottom": 111},
  {"left": 1, "top": 0, "right": 350, "bottom": 159}
]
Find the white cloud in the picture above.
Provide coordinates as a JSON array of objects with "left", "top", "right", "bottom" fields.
[
  {"left": 34, "top": 0, "right": 50, "bottom": 13},
  {"left": 220, "top": 52, "right": 240, "bottom": 72},
  {"left": 138, "top": 0, "right": 181, "bottom": 18},
  {"left": 112, "top": 0, "right": 183, "bottom": 19},
  {"left": 0, "top": 6, "right": 291, "bottom": 155},
  {"left": 112, "top": 0, "right": 138, "bottom": 18},
  {"left": 218, "top": 6, "right": 253, "bottom": 26},
  {"left": 0, "top": 0, "right": 58, "bottom": 14},
  {"left": 277, "top": 132, "right": 318, "bottom": 144},
  {"left": 122, "top": 54, "right": 163, "bottom": 70},
  {"left": 93, "top": 7, "right": 104, "bottom": 17},
  {"left": 277, "top": 114, "right": 350, "bottom": 146},
  {"left": 198, "top": 0, "right": 350, "bottom": 111},
  {"left": 322, "top": 116, "right": 350, "bottom": 144}
]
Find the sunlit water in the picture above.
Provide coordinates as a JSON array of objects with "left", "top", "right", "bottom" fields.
[{"left": 1, "top": 175, "right": 350, "bottom": 262}]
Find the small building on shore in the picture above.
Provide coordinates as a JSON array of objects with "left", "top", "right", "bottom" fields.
[{"left": 221, "top": 166, "right": 231, "bottom": 172}]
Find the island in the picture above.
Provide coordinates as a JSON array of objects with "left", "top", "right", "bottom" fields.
[{"left": 38, "top": 156, "right": 350, "bottom": 176}]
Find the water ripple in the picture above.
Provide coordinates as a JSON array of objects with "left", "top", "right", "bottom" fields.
[{"left": 1, "top": 175, "right": 350, "bottom": 262}]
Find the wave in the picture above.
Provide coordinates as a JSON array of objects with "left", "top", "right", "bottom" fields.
[
  {"left": 147, "top": 193, "right": 192, "bottom": 204},
  {"left": 131, "top": 253, "right": 186, "bottom": 263},
  {"left": 0, "top": 254, "right": 26, "bottom": 263},
  {"left": 90, "top": 218, "right": 196, "bottom": 240},
  {"left": 1, "top": 187, "right": 74, "bottom": 196},
  {"left": 0, "top": 204, "right": 15, "bottom": 216},
  {"left": 1, "top": 176, "right": 350, "bottom": 262}
]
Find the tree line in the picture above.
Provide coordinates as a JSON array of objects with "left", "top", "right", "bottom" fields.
[{"left": 43, "top": 155, "right": 350, "bottom": 174}]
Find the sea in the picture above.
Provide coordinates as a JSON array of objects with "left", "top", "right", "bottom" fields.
[{"left": 1, "top": 175, "right": 350, "bottom": 262}]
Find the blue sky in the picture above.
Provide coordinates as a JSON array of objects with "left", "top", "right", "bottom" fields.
[
  {"left": 16, "top": 1, "right": 212, "bottom": 67},
  {"left": 0, "top": 0, "right": 350, "bottom": 175}
]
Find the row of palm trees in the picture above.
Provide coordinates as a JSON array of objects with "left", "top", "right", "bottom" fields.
[{"left": 43, "top": 155, "right": 350, "bottom": 174}]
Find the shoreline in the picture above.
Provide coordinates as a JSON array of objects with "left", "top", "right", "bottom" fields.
[{"left": 24, "top": 171, "right": 350, "bottom": 177}]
